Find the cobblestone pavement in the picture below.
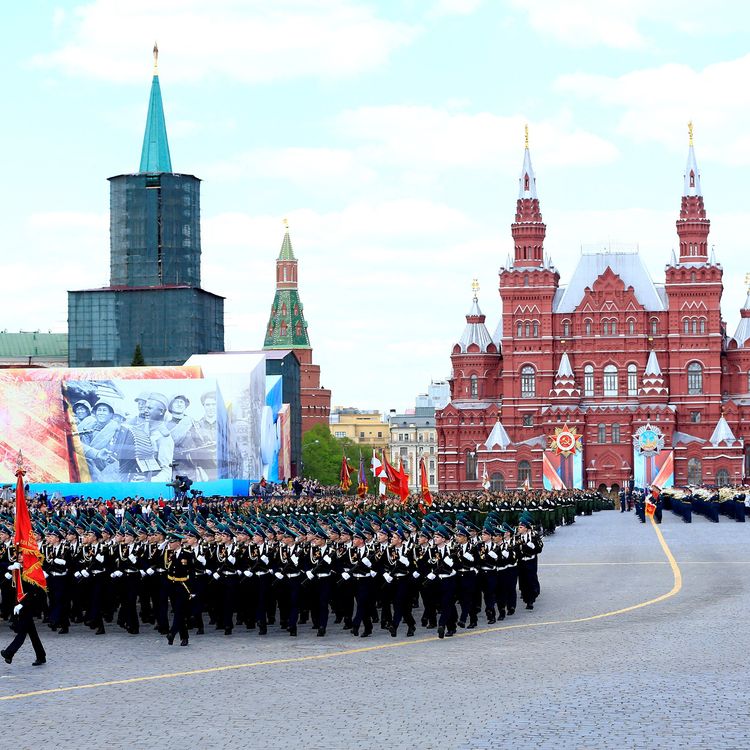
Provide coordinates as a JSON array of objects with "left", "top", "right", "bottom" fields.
[{"left": 2, "top": 510, "right": 749, "bottom": 749}]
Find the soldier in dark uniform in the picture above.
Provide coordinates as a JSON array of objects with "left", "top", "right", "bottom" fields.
[
  {"left": 42, "top": 527, "right": 70, "bottom": 634},
  {"left": 276, "top": 528, "right": 302, "bottom": 636},
  {"left": 384, "top": 528, "right": 416, "bottom": 637},
  {"left": 516, "top": 516, "right": 543, "bottom": 610},
  {"left": 349, "top": 530, "right": 374, "bottom": 638},
  {"left": 432, "top": 526, "right": 457, "bottom": 639},
  {"left": 165, "top": 532, "right": 194, "bottom": 646},
  {"left": 306, "top": 528, "right": 334, "bottom": 636},
  {"left": 1, "top": 578, "right": 46, "bottom": 667}
]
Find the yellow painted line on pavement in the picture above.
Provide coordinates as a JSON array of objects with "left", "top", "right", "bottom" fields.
[{"left": 0, "top": 516, "right": 682, "bottom": 703}]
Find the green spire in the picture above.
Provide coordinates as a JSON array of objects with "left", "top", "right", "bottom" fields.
[
  {"left": 263, "top": 289, "right": 311, "bottom": 349},
  {"left": 139, "top": 44, "right": 172, "bottom": 174},
  {"left": 278, "top": 227, "right": 296, "bottom": 260}
]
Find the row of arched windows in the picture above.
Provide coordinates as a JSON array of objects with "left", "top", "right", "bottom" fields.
[
  {"left": 682, "top": 317, "right": 706, "bottom": 335},
  {"left": 559, "top": 318, "right": 660, "bottom": 337},
  {"left": 596, "top": 423, "right": 622, "bottom": 444},
  {"left": 516, "top": 320, "right": 540, "bottom": 338},
  {"left": 515, "top": 361, "right": 704, "bottom": 398}
]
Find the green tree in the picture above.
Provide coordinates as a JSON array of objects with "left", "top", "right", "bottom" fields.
[
  {"left": 131, "top": 343, "right": 145, "bottom": 366},
  {"left": 301, "top": 423, "right": 381, "bottom": 494}
]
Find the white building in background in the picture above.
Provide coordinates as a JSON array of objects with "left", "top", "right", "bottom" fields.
[
  {"left": 416, "top": 380, "right": 450, "bottom": 410},
  {"left": 389, "top": 406, "right": 439, "bottom": 492}
]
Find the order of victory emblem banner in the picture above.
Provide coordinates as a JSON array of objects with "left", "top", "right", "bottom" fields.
[
  {"left": 632, "top": 422, "right": 673, "bottom": 489},
  {"left": 543, "top": 424, "right": 583, "bottom": 490},
  {"left": 633, "top": 423, "right": 665, "bottom": 457}
]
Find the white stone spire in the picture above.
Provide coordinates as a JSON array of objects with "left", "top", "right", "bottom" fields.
[
  {"left": 683, "top": 122, "right": 702, "bottom": 197},
  {"left": 732, "top": 291, "right": 750, "bottom": 348},
  {"left": 556, "top": 351, "right": 574, "bottom": 378},
  {"left": 709, "top": 414, "right": 738, "bottom": 446},
  {"left": 484, "top": 420, "right": 512, "bottom": 451},
  {"left": 644, "top": 350, "right": 662, "bottom": 376},
  {"left": 518, "top": 124, "right": 538, "bottom": 199}
]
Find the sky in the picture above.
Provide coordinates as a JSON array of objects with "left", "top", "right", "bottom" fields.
[{"left": 2, "top": 1, "right": 750, "bottom": 414}]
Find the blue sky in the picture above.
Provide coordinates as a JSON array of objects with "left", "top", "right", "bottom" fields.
[{"left": 2, "top": 1, "right": 749, "bottom": 412}]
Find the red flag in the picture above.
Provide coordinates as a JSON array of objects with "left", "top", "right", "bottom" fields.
[
  {"left": 419, "top": 456, "right": 432, "bottom": 507},
  {"left": 340, "top": 454, "right": 353, "bottom": 492},
  {"left": 13, "top": 457, "right": 47, "bottom": 601},
  {"left": 382, "top": 451, "right": 408, "bottom": 501},
  {"left": 357, "top": 455, "right": 367, "bottom": 498}
]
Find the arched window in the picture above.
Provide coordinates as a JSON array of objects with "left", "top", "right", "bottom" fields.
[
  {"left": 603, "top": 364, "right": 618, "bottom": 396},
  {"left": 532, "top": 321, "right": 539, "bottom": 337},
  {"left": 650, "top": 318, "right": 658, "bottom": 335},
  {"left": 715, "top": 468, "right": 730, "bottom": 487},
  {"left": 584, "top": 365, "right": 594, "bottom": 397},
  {"left": 520, "top": 366, "right": 536, "bottom": 398},
  {"left": 627, "top": 363, "right": 638, "bottom": 396},
  {"left": 516, "top": 321, "right": 523, "bottom": 337},
  {"left": 687, "top": 457, "right": 702, "bottom": 485},
  {"left": 597, "top": 424, "right": 607, "bottom": 443},
  {"left": 465, "top": 451, "right": 477, "bottom": 481},
  {"left": 628, "top": 319, "right": 635, "bottom": 335},
  {"left": 517, "top": 461, "right": 531, "bottom": 486},
  {"left": 687, "top": 362, "right": 703, "bottom": 395},
  {"left": 692, "top": 318, "right": 698, "bottom": 334},
  {"left": 611, "top": 319, "right": 617, "bottom": 335},
  {"left": 690, "top": 271, "right": 697, "bottom": 283},
  {"left": 524, "top": 274, "right": 529, "bottom": 287},
  {"left": 490, "top": 472, "right": 505, "bottom": 491},
  {"left": 689, "top": 170, "right": 695, "bottom": 188},
  {"left": 611, "top": 423, "right": 621, "bottom": 444},
  {"left": 281, "top": 303, "right": 287, "bottom": 316},
  {"left": 699, "top": 318, "right": 706, "bottom": 334},
  {"left": 585, "top": 319, "right": 592, "bottom": 336},
  {"left": 602, "top": 320, "right": 609, "bottom": 336},
  {"left": 683, "top": 318, "right": 690, "bottom": 334},
  {"left": 562, "top": 320, "right": 570, "bottom": 337},
  {"left": 525, "top": 322, "right": 531, "bottom": 337},
  {"left": 470, "top": 374, "right": 479, "bottom": 399}
]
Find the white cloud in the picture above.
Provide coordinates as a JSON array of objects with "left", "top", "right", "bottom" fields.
[
  {"left": 508, "top": 0, "right": 740, "bottom": 49},
  {"left": 430, "top": 0, "right": 484, "bottom": 17},
  {"left": 557, "top": 54, "right": 750, "bottom": 164},
  {"left": 31, "top": 0, "right": 418, "bottom": 83}
]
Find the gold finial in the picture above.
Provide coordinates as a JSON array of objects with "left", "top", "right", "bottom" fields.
[
  {"left": 153, "top": 42, "right": 159, "bottom": 74},
  {"left": 471, "top": 278, "right": 480, "bottom": 299},
  {"left": 524, "top": 123, "right": 529, "bottom": 149},
  {"left": 283, "top": 217, "right": 289, "bottom": 229},
  {"left": 688, "top": 120, "right": 693, "bottom": 147},
  {"left": 15, "top": 450, "right": 24, "bottom": 469}
]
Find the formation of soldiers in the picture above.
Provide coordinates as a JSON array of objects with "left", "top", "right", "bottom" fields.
[{"left": 0, "top": 491, "right": 606, "bottom": 646}]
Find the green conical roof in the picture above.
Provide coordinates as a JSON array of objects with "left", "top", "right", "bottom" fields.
[
  {"left": 278, "top": 230, "right": 295, "bottom": 260},
  {"left": 263, "top": 289, "right": 311, "bottom": 349},
  {"left": 139, "top": 74, "right": 172, "bottom": 173}
]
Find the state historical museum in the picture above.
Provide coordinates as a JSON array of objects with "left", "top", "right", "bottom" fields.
[{"left": 436, "top": 129, "right": 750, "bottom": 492}]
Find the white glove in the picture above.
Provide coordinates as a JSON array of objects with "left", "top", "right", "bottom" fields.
[
  {"left": 8, "top": 562, "right": 22, "bottom": 571},
  {"left": 502, "top": 550, "right": 510, "bottom": 558},
  {"left": 205, "top": 569, "right": 213, "bottom": 576},
  {"left": 412, "top": 571, "right": 420, "bottom": 579},
  {"left": 146, "top": 567, "right": 155, "bottom": 576},
  {"left": 398, "top": 555, "right": 409, "bottom": 566},
  {"left": 369, "top": 570, "right": 377, "bottom": 577},
  {"left": 383, "top": 572, "right": 393, "bottom": 583},
  {"left": 488, "top": 550, "right": 498, "bottom": 559},
  {"left": 274, "top": 572, "right": 284, "bottom": 580},
  {"left": 362, "top": 557, "right": 372, "bottom": 569},
  {"left": 341, "top": 572, "right": 351, "bottom": 581},
  {"left": 196, "top": 555, "right": 206, "bottom": 565},
  {"left": 445, "top": 556, "right": 454, "bottom": 567},
  {"left": 243, "top": 570, "right": 253, "bottom": 577},
  {"left": 291, "top": 554, "right": 299, "bottom": 565},
  {"left": 213, "top": 572, "right": 220, "bottom": 580},
  {"left": 54, "top": 557, "right": 66, "bottom": 565},
  {"left": 13, "top": 604, "right": 22, "bottom": 615},
  {"left": 464, "top": 553, "right": 475, "bottom": 562},
  {"left": 261, "top": 554, "right": 269, "bottom": 565},
  {"left": 111, "top": 571, "right": 123, "bottom": 578},
  {"left": 4, "top": 572, "right": 11, "bottom": 580},
  {"left": 74, "top": 571, "right": 81, "bottom": 578},
  {"left": 81, "top": 570, "right": 90, "bottom": 578},
  {"left": 306, "top": 570, "right": 314, "bottom": 580},
  {"left": 139, "top": 570, "right": 145, "bottom": 577},
  {"left": 228, "top": 555, "right": 236, "bottom": 565},
  {"left": 128, "top": 554, "right": 137, "bottom": 564},
  {"left": 323, "top": 554, "right": 332, "bottom": 564},
  {"left": 527, "top": 542, "right": 536, "bottom": 550},
  {"left": 426, "top": 572, "right": 436, "bottom": 581},
  {"left": 95, "top": 554, "right": 105, "bottom": 563}
]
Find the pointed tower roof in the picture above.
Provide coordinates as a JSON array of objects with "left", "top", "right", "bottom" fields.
[
  {"left": 551, "top": 351, "right": 581, "bottom": 399},
  {"left": 518, "top": 129, "right": 538, "bottom": 200},
  {"left": 457, "top": 282, "right": 495, "bottom": 353},
  {"left": 644, "top": 349, "right": 662, "bottom": 376},
  {"left": 484, "top": 420, "right": 512, "bottom": 451},
  {"left": 264, "top": 225, "right": 311, "bottom": 350},
  {"left": 683, "top": 122, "right": 702, "bottom": 197},
  {"left": 732, "top": 290, "right": 750, "bottom": 348},
  {"left": 556, "top": 351, "right": 574, "bottom": 378},
  {"left": 709, "top": 414, "right": 738, "bottom": 446},
  {"left": 139, "top": 44, "right": 173, "bottom": 174}
]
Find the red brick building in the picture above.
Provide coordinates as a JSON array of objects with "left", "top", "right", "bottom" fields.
[
  {"left": 437, "top": 134, "right": 749, "bottom": 492},
  {"left": 263, "top": 225, "right": 331, "bottom": 434}
]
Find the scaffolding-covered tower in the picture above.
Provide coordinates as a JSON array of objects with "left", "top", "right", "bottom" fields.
[{"left": 68, "top": 46, "right": 223, "bottom": 367}]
